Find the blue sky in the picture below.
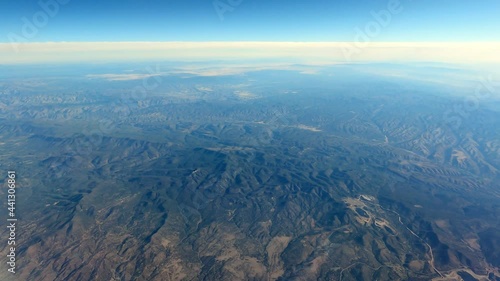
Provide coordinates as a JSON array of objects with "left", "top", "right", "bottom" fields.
[{"left": 1, "top": 0, "right": 500, "bottom": 42}]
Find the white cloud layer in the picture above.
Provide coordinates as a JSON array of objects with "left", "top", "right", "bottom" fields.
[
  {"left": 86, "top": 73, "right": 162, "bottom": 81},
  {"left": 0, "top": 42, "right": 499, "bottom": 64}
]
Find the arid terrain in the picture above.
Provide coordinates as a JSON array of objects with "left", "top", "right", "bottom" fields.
[{"left": 0, "top": 63, "right": 499, "bottom": 280}]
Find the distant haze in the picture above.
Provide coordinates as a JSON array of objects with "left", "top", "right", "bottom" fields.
[{"left": 1, "top": 42, "right": 500, "bottom": 65}]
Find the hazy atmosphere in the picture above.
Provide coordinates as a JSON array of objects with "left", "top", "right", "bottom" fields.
[{"left": 1, "top": 1, "right": 499, "bottom": 281}]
